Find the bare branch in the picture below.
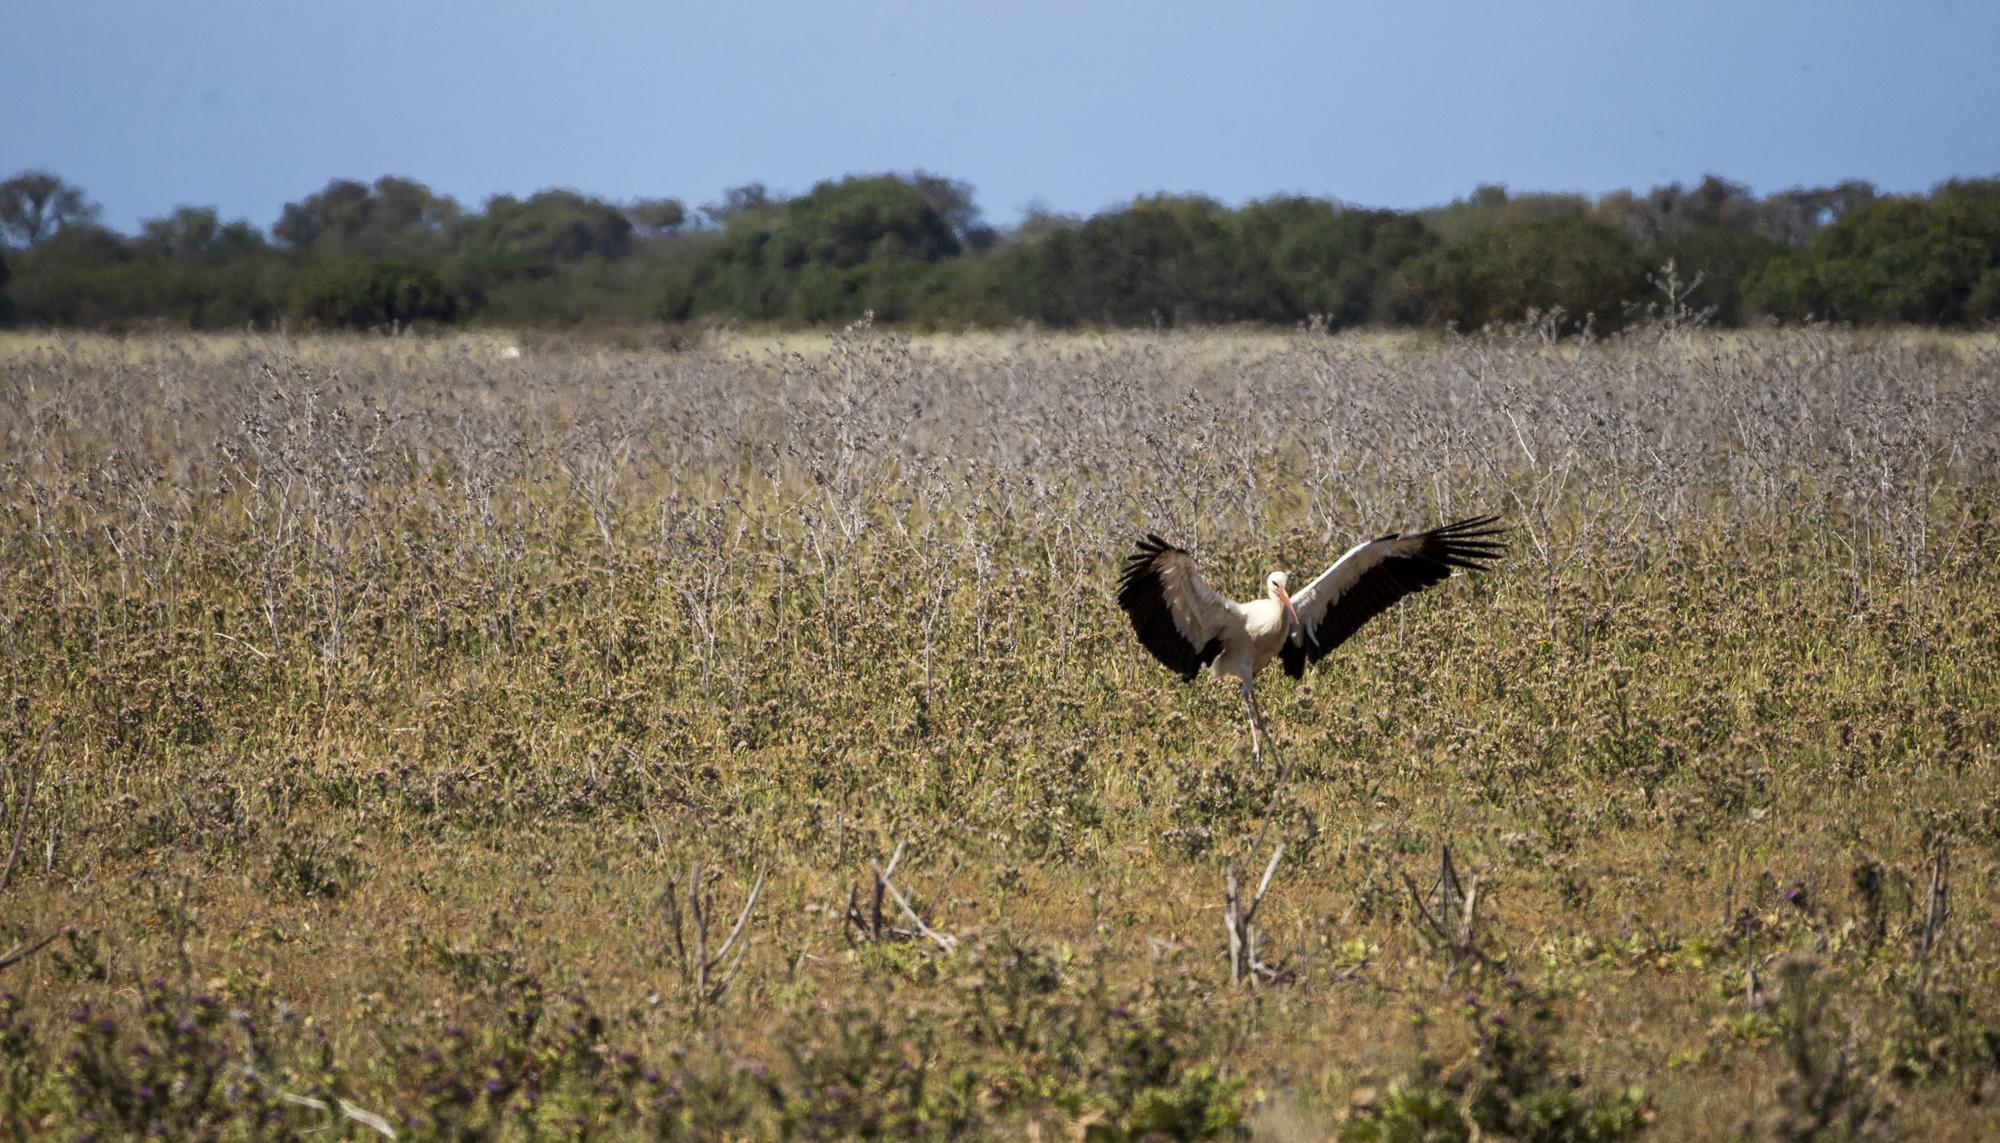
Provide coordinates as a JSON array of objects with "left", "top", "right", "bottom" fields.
[
  {"left": 0, "top": 930, "right": 59, "bottom": 971},
  {"left": 1225, "top": 843, "right": 1290, "bottom": 988},
  {"left": 659, "top": 860, "right": 766, "bottom": 1006},
  {"left": 2, "top": 723, "right": 54, "bottom": 893},
  {"left": 709, "top": 864, "right": 768, "bottom": 969},
  {"left": 274, "top": 1089, "right": 399, "bottom": 1139},
  {"left": 847, "top": 842, "right": 956, "bottom": 953},
  {"left": 873, "top": 862, "right": 958, "bottom": 953}
]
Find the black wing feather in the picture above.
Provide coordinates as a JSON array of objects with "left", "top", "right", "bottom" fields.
[
  {"left": 1281, "top": 515, "right": 1505, "bottom": 679},
  {"left": 1117, "top": 534, "right": 1224, "bottom": 683}
]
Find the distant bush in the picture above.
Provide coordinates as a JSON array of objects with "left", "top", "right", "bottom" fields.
[
  {"left": 7, "top": 165, "right": 1999, "bottom": 332},
  {"left": 1237, "top": 199, "right": 1437, "bottom": 327},
  {"left": 679, "top": 175, "right": 964, "bottom": 323},
  {"left": 997, "top": 195, "right": 1248, "bottom": 327},
  {"left": 1393, "top": 215, "right": 1649, "bottom": 330},
  {"left": 287, "top": 259, "right": 458, "bottom": 329},
  {"left": 1645, "top": 229, "right": 1786, "bottom": 325},
  {"left": 1745, "top": 179, "right": 2000, "bottom": 325}
]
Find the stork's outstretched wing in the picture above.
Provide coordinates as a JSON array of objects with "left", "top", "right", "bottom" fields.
[
  {"left": 1280, "top": 515, "right": 1505, "bottom": 678},
  {"left": 1117, "top": 534, "right": 1242, "bottom": 682}
]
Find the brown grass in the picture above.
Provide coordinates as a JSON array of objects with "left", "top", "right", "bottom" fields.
[{"left": 0, "top": 321, "right": 1995, "bottom": 1139}]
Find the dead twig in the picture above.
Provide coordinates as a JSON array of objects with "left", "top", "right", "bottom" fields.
[
  {"left": 844, "top": 839, "right": 905, "bottom": 943},
  {"left": 1403, "top": 844, "right": 1487, "bottom": 984},
  {"left": 230, "top": 1063, "right": 397, "bottom": 1139},
  {"left": 274, "top": 1088, "right": 399, "bottom": 1139},
  {"left": 1918, "top": 844, "right": 1950, "bottom": 994},
  {"left": 2, "top": 723, "right": 54, "bottom": 893},
  {"left": 1, "top": 725, "right": 58, "bottom": 973},
  {"left": 0, "top": 930, "right": 59, "bottom": 971},
  {"left": 661, "top": 861, "right": 767, "bottom": 1006},
  {"left": 874, "top": 865, "right": 958, "bottom": 953},
  {"left": 845, "top": 841, "right": 956, "bottom": 953},
  {"left": 1225, "top": 842, "right": 1290, "bottom": 987},
  {"left": 213, "top": 631, "right": 277, "bottom": 660}
]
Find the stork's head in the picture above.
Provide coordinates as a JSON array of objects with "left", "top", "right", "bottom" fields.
[{"left": 1267, "top": 571, "right": 1301, "bottom": 630}]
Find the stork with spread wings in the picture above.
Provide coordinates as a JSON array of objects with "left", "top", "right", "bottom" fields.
[{"left": 1116, "top": 516, "right": 1505, "bottom": 762}]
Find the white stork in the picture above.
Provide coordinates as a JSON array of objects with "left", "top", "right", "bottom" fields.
[{"left": 1116, "top": 516, "right": 1505, "bottom": 762}]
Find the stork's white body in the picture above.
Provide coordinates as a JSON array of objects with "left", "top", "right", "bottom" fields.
[
  {"left": 1215, "top": 582, "right": 1297, "bottom": 762},
  {"left": 1218, "top": 592, "right": 1289, "bottom": 685}
]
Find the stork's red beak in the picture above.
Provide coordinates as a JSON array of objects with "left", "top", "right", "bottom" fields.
[{"left": 1276, "top": 584, "right": 1301, "bottom": 630}]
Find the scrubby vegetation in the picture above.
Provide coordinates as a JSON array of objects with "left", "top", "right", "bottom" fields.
[
  {"left": 1, "top": 322, "right": 1997, "bottom": 1138},
  {"left": 5, "top": 167, "right": 1998, "bottom": 333}
]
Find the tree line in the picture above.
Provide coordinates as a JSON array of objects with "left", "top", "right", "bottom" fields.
[{"left": 2, "top": 168, "right": 1996, "bottom": 333}]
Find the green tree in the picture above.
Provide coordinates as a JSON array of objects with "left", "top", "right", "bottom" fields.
[
  {"left": 1237, "top": 198, "right": 1435, "bottom": 327},
  {"left": 1599, "top": 175, "right": 1764, "bottom": 246},
  {"left": 130, "top": 208, "right": 284, "bottom": 328},
  {"left": 1420, "top": 184, "right": 1593, "bottom": 243},
  {"left": 1745, "top": 181, "right": 2000, "bottom": 324},
  {"left": 700, "top": 183, "right": 781, "bottom": 228},
  {"left": 27, "top": 222, "right": 129, "bottom": 266},
  {"left": 3, "top": 222, "right": 135, "bottom": 326},
  {"left": 288, "top": 261, "right": 457, "bottom": 329},
  {"left": 0, "top": 171, "right": 101, "bottom": 249},
  {"left": 775, "top": 176, "right": 961, "bottom": 267},
  {"left": 0, "top": 249, "right": 14, "bottom": 326},
  {"left": 274, "top": 177, "right": 462, "bottom": 260},
  {"left": 443, "top": 189, "right": 641, "bottom": 323},
  {"left": 1755, "top": 180, "right": 1878, "bottom": 246},
  {"left": 996, "top": 195, "right": 1248, "bottom": 327},
  {"left": 1395, "top": 215, "right": 1647, "bottom": 329},
  {"left": 629, "top": 198, "right": 688, "bottom": 237},
  {"left": 904, "top": 257, "right": 1013, "bottom": 329},
  {"left": 676, "top": 175, "right": 963, "bottom": 322},
  {"left": 458, "top": 190, "right": 634, "bottom": 271},
  {"left": 1007, "top": 202, "right": 1082, "bottom": 246},
  {"left": 1645, "top": 229, "right": 1785, "bottom": 325},
  {"left": 905, "top": 170, "right": 990, "bottom": 246},
  {"left": 134, "top": 207, "right": 269, "bottom": 263}
]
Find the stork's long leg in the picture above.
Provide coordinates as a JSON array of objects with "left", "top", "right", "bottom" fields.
[
  {"left": 1247, "top": 686, "right": 1276, "bottom": 767},
  {"left": 1240, "top": 679, "right": 1263, "bottom": 765},
  {"left": 1245, "top": 682, "right": 1293, "bottom": 857}
]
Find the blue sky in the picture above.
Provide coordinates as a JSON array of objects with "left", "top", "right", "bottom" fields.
[{"left": 9, "top": 0, "right": 1999, "bottom": 234}]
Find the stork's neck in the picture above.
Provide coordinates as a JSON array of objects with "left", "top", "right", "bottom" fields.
[{"left": 1266, "top": 575, "right": 1296, "bottom": 633}]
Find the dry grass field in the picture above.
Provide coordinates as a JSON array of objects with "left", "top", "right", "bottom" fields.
[{"left": 1, "top": 322, "right": 1996, "bottom": 1139}]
